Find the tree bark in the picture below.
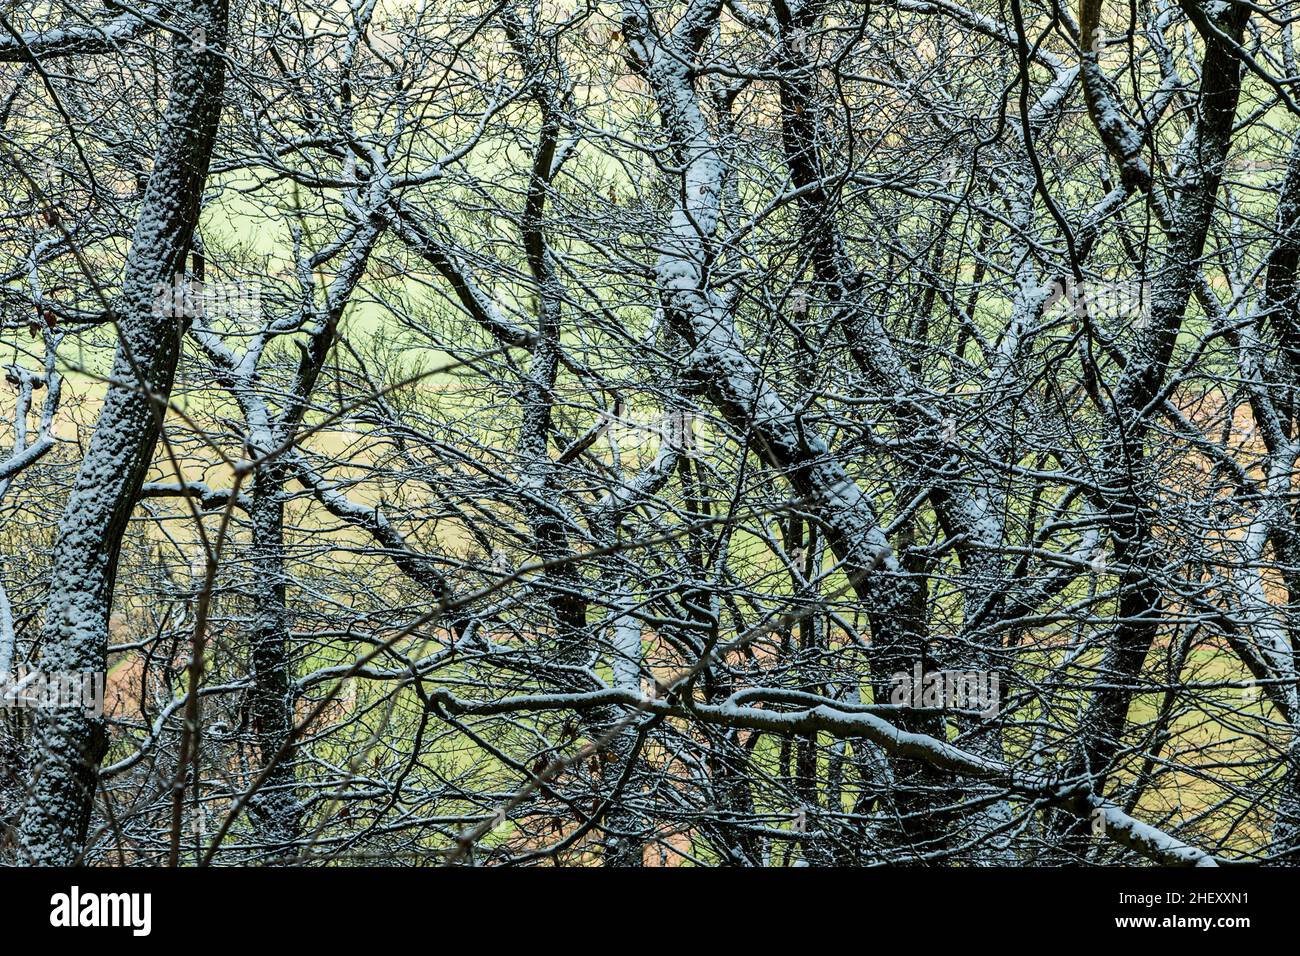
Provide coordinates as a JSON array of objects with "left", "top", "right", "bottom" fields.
[{"left": 18, "top": 0, "right": 229, "bottom": 865}]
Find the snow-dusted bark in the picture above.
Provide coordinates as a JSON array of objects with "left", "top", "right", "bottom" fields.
[
  {"left": 0, "top": 5, "right": 158, "bottom": 62},
  {"left": 424, "top": 683, "right": 1220, "bottom": 866},
  {"left": 291, "top": 457, "right": 453, "bottom": 609},
  {"left": 5, "top": 0, "right": 1295, "bottom": 869},
  {"left": 17, "top": 0, "right": 229, "bottom": 866},
  {"left": 616, "top": 0, "right": 973, "bottom": 860},
  {"left": 769, "top": 0, "right": 1032, "bottom": 860},
  {"left": 244, "top": 460, "right": 302, "bottom": 848},
  {"left": 1237, "top": 135, "right": 1300, "bottom": 860},
  {"left": 1056, "top": 0, "right": 1250, "bottom": 854},
  {"left": 192, "top": 200, "right": 384, "bottom": 849},
  {"left": 619, "top": 0, "right": 900, "bottom": 629},
  {"left": 513, "top": 60, "right": 588, "bottom": 671},
  {"left": 0, "top": 332, "right": 61, "bottom": 675}
]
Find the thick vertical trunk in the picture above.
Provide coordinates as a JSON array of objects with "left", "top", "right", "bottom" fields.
[
  {"left": 590, "top": 453, "right": 679, "bottom": 867},
  {"left": 246, "top": 463, "right": 301, "bottom": 850},
  {"left": 1260, "top": 139, "right": 1300, "bottom": 861},
  {"left": 621, "top": 0, "right": 947, "bottom": 861},
  {"left": 18, "top": 0, "right": 228, "bottom": 865},
  {"left": 515, "top": 103, "right": 588, "bottom": 670},
  {"left": 601, "top": 597, "right": 647, "bottom": 867},
  {"left": 186, "top": 210, "right": 381, "bottom": 856},
  {"left": 1055, "top": 0, "right": 1247, "bottom": 856},
  {"left": 771, "top": 0, "right": 1012, "bottom": 861}
]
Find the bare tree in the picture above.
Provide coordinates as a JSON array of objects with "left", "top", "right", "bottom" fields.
[{"left": 1, "top": 0, "right": 1298, "bottom": 868}]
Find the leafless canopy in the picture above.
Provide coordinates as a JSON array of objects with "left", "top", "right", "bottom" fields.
[{"left": 0, "top": 0, "right": 1297, "bottom": 867}]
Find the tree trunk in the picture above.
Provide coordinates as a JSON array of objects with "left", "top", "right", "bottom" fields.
[
  {"left": 246, "top": 463, "right": 302, "bottom": 851},
  {"left": 18, "top": 0, "right": 229, "bottom": 865}
]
